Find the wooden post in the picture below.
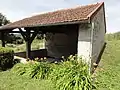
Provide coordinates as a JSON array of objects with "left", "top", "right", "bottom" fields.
[
  {"left": 19, "top": 28, "right": 39, "bottom": 59},
  {"left": 26, "top": 29, "right": 31, "bottom": 59},
  {"left": 1, "top": 32, "right": 5, "bottom": 47}
]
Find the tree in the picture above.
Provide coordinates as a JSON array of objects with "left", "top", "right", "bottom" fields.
[
  {"left": 0, "top": 13, "right": 10, "bottom": 26},
  {"left": 0, "top": 13, "right": 10, "bottom": 46}
]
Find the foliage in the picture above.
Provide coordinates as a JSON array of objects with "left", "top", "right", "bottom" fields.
[
  {"left": 15, "top": 39, "right": 24, "bottom": 44},
  {"left": 6, "top": 34, "right": 24, "bottom": 44},
  {"left": 0, "top": 13, "right": 10, "bottom": 26},
  {"left": 12, "top": 61, "right": 52, "bottom": 79},
  {"left": 12, "top": 55, "right": 95, "bottom": 90},
  {"left": 36, "top": 34, "right": 45, "bottom": 40},
  {"left": 0, "top": 47, "right": 14, "bottom": 70},
  {"left": 106, "top": 32, "right": 120, "bottom": 41},
  {"left": 50, "top": 56, "right": 95, "bottom": 90}
]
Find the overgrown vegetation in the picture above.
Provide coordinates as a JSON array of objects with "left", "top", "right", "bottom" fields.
[
  {"left": 0, "top": 47, "right": 14, "bottom": 71},
  {"left": 105, "top": 31, "right": 120, "bottom": 41},
  {"left": 1, "top": 32, "right": 120, "bottom": 90},
  {"left": 49, "top": 57, "right": 94, "bottom": 90},
  {"left": 11, "top": 56, "right": 95, "bottom": 90},
  {"left": 95, "top": 32, "right": 120, "bottom": 89},
  {"left": 12, "top": 62, "right": 52, "bottom": 79}
]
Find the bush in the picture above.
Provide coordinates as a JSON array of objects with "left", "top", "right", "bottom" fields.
[
  {"left": 12, "top": 55, "right": 95, "bottom": 90},
  {"left": 0, "top": 47, "right": 14, "bottom": 70},
  {"left": 49, "top": 56, "right": 95, "bottom": 90}
]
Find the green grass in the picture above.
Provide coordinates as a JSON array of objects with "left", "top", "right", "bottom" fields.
[
  {"left": 0, "top": 71, "right": 55, "bottom": 90},
  {"left": 96, "top": 40, "right": 120, "bottom": 90}
]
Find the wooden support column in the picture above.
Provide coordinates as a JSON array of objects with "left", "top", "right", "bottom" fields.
[
  {"left": 1, "top": 32, "right": 5, "bottom": 47},
  {"left": 26, "top": 29, "right": 31, "bottom": 59},
  {"left": 19, "top": 28, "right": 39, "bottom": 59}
]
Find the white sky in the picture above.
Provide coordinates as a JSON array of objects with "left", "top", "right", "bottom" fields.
[{"left": 0, "top": 0, "right": 119, "bottom": 33}]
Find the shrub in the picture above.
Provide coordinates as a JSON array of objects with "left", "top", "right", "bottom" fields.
[
  {"left": 12, "top": 55, "right": 95, "bottom": 90},
  {"left": 49, "top": 56, "right": 95, "bottom": 90},
  {"left": 0, "top": 47, "right": 14, "bottom": 70}
]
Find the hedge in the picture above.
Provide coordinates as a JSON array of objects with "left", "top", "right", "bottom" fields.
[{"left": 0, "top": 47, "right": 14, "bottom": 71}]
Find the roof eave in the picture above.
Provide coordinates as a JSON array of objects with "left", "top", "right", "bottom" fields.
[{"left": 0, "top": 19, "right": 89, "bottom": 31}]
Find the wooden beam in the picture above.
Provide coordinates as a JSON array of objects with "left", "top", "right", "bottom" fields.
[
  {"left": 1, "top": 32, "right": 5, "bottom": 47},
  {"left": 19, "top": 28, "right": 27, "bottom": 41},
  {"left": 30, "top": 30, "right": 39, "bottom": 44},
  {"left": 10, "top": 31, "right": 35, "bottom": 34}
]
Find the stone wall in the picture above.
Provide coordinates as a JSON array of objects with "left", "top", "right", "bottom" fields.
[
  {"left": 77, "top": 6, "right": 106, "bottom": 66},
  {"left": 91, "top": 6, "right": 106, "bottom": 64}
]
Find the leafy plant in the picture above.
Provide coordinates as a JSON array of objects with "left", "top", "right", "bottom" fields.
[
  {"left": 12, "top": 55, "right": 95, "bottom": 90},
  {"left": 49, "top": 56, "right": 95, "bottom": 90},
  {"left": 12, "top": 61, "right": 52, "bottom": 79}
]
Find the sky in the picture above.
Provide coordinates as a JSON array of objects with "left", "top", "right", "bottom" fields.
[{"left": 0, "top": 0, "right": 119, "bottom": 33}]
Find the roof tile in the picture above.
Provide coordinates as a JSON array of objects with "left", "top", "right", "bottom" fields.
[{"left": 0, "top": 2, "right": 103, "bottom": 30}]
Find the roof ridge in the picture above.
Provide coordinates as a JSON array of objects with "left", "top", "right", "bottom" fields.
[
  {"left": 49, "top": 2, "right": 101, "bottom": 12},
  {"left": 87, "top": 2, "right": 104, "bottom": 18},
  {"left": 21, "top": 2, "right": 103, "bottom": 20}
]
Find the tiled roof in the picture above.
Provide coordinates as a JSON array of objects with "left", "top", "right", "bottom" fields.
[{"left": 0, "top": 2, "right": 104, "bottom": 30}]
